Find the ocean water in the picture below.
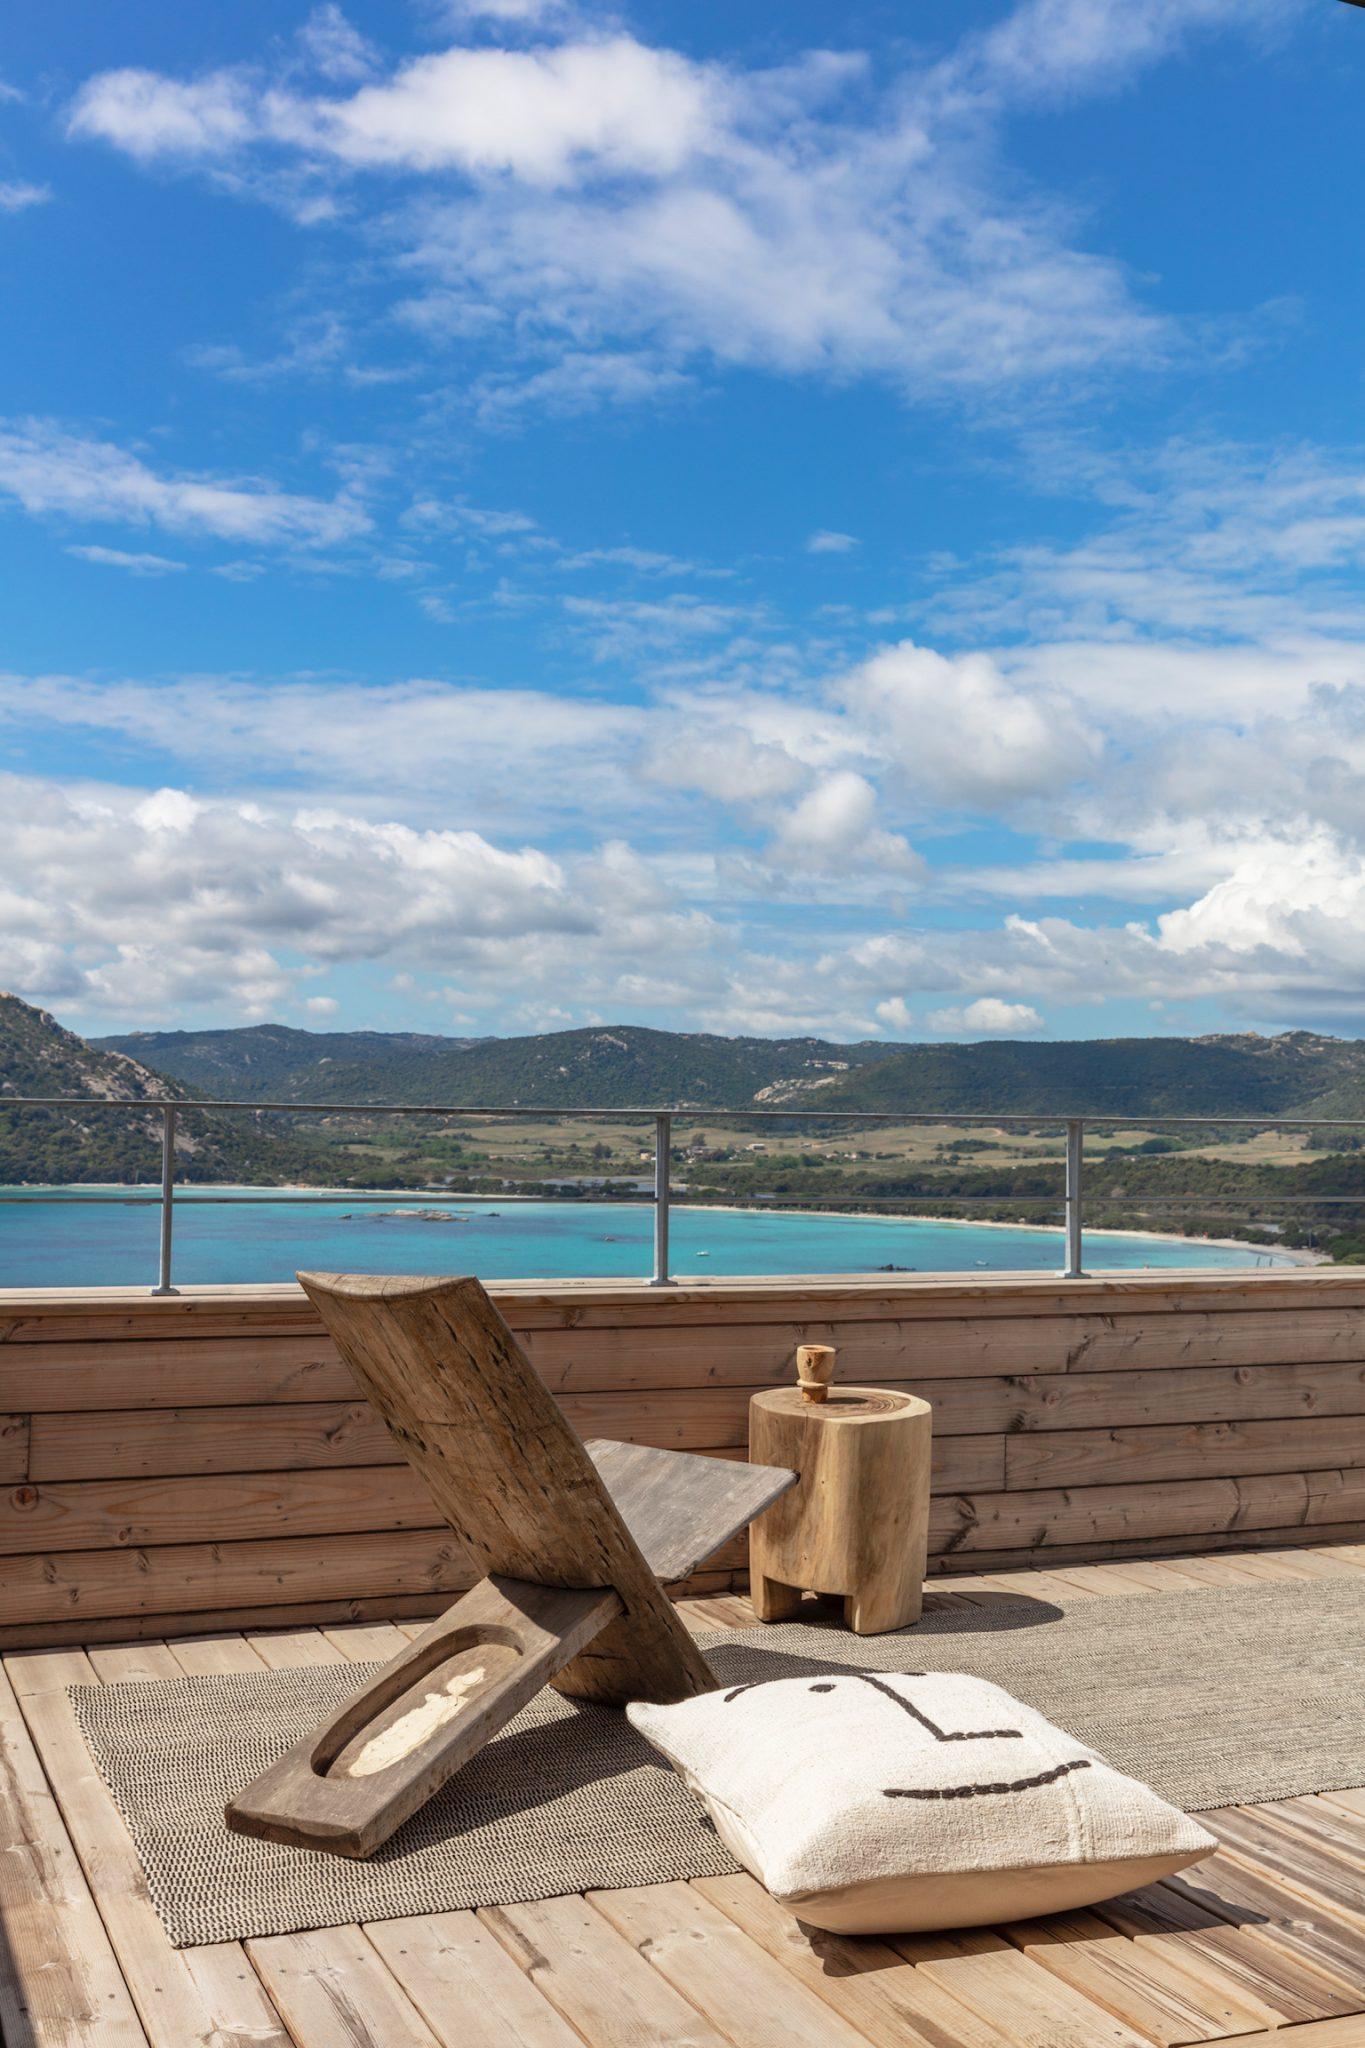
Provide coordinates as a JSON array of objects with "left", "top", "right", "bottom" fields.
[{"left": 0, "top": 1187, "right": 1289, "bottom": 1288}]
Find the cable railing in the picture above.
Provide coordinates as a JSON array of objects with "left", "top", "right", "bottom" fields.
[{"left": 2, "top": 1095, "right": 1364, "bottom": 1292}]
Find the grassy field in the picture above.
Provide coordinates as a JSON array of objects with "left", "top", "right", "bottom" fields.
[{"left": 325, "top": 1114, "right": 1335, "bottom": 1180}]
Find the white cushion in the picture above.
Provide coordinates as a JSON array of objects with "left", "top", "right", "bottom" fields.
[{"left": 628, "top": 1670, "right": 1215, "bottom": 1933}]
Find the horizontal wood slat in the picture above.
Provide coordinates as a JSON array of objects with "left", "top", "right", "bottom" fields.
[
  {"left": 27, "top": 1398, "right": 1004, "bottom": 1489},
  {"left": 0, "top": 1467, "right": 451, "bottom": 1556},
  {"left": 528, "top": 1307, "right": 1365, "bottom": 1388},
  {"left": 932, "top": 1466, "right": 1365, "bottom": 1556},
  {"left": 9, "top": 1306, "right": 1365, "bottom": 1411},
  {"left": 4, "top": 1272, "right": 1365, "bottom": 1639},
  {"left": 0, "top": 1530, "right": 472, "bottom": 1626},
  {"left": 1006, "top": 1416, "right": 1365, "bottom": 1491}
]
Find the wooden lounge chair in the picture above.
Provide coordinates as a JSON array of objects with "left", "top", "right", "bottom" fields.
[{"left": 226, "top": 1271, "right": 797, "bottom": 1857}]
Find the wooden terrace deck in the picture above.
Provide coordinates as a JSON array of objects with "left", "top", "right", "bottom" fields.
[{"left": 5, "top": 1545, "right": 1365, "bottom": 2047}]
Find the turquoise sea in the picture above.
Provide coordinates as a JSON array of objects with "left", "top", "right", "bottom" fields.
[{"left": 0, "top": 1187, "right": 1290, "bottom": 1288}]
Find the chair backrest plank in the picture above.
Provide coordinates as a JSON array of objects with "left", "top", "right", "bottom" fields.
[{"left": 299, "top": 1271, "right": 714, "bottom": 1705}]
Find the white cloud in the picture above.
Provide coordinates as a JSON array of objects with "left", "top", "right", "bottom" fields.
[
  {"left": 295, "top": 7, "right": 379, "bottom": 84},
  {"left": 838, "top": 639, "right": 1100, "bottom": 810},
  {"left": 65, "top": 0, "right": 1289, "bottom": 414},
  {"left": 562, "top": 592, "right": 754, "bottom": 662},
  {"left": 0, "top": 180, "right": 50, "bottom": 211},
  {"left": 950, "top": 0, "right": 1296, "bottom": 110},
  {"left": 66, "top": 544, "right": 186, "bottom": 576},
  {"left": 927, "top": 997, "right": 1045, "bottom": 1035},
  {"left": 0, "top": 419, "right": 370, "bottom": 547},
  {"left": 266, "top": 37, "right": 719, "bottom": 184},
  {"left": 68, "top": 68, "right": 254, "bottom": 160},
  {"left": 435, "top": 0, "right": 575, "bottom": 23},
  {"left": 0, "top": 770, "right": 714, "bottom": 1018},
  {"left": 0, "top": 671, "right": 648, "bottom": 832},
  {"left": 467, "top": 350, "right": 694, "bottom": 421},
  {"left": 768, "top": 770, "right": 923, "bottom": 880},
  {"left": 304, "top": 993, "right": 340, "bottom": 1014},
  {"left": 806, "top": 530, "right": 858, "bottom": 554}
]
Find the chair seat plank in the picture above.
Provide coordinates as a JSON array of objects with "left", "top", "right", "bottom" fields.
[{"left": 586, "top": 1438, "right": 796, "bottom": 1583}]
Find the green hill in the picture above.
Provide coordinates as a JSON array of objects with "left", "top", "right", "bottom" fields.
[
  {"left": 95, "top": 1023, "right": 901, "bottom": 1109},
  {"left": 808, "top": 1032, "right": 1365, "bottom": 1120},
  {"left": 0, "top": 995, "right": 331, "bottom": 1185},
  {"left": 94, "top": 1019, "right": 1365, "bottom": 1121}
]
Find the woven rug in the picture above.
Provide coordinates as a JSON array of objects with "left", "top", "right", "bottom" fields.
[{"left": 71, "top": 1579, "right": 1365, "bottom": 1946}]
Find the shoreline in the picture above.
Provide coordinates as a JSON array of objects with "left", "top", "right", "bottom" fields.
[
  {"left": 0, "top": 1182, "right": 1314, "bottom": 1267},
  {"left": 687, "top": 1201, "right": 1314, "bottom": 1267}
]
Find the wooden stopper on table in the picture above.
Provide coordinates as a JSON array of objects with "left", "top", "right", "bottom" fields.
[
  {"left": 795, "top": 1343, "right": 836, "bottom": 1402},
  {"left": 748, "top": 1381, "right": 932, "bottom": 1635}
]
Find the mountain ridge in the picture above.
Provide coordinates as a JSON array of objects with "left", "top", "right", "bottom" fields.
[
  {"left": 94, "top": 1017, "right": 1365, "bottom": 1120},
  {"left": 0, "top": 995, "right": 329, "bottom": 1183}
]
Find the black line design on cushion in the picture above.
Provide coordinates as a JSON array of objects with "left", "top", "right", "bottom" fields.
[
  {"left": 852, "top": 1672, "right": 1023, "bottom": 1743},
  {"left": 884, "top": 1758, "right": 1092, "bottom": 1801}
]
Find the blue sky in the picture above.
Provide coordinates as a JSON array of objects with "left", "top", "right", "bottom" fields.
[{"left": 2, "top": 0, "right": 1364, "bottom": 1043}]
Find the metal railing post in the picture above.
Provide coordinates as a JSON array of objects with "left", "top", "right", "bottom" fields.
[
  {"left": 151, "top": 1103, "right": 179, "bottom": 1296},
  {"left": 1063, "top": 1116, "right": 1085, "bottom": 1279},
  {"left": 651, "top": 1112, "right": 672, "bottom": 1286}
]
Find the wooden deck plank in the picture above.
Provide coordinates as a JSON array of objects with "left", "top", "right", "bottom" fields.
[
  {"left": 973, "top": 1569, "right": 1101, "bottom": 1602},
  {"left": 85, "top": 1644, "right": 182, "bottom": 1686},
  {"left": 1164, "top": 1852, "right": 1365, "bottom": 2003},
  {"left": 1003, "top": 1908, "right": 1281, "bottom": 2043},
  {"left": 4, "top": 1649, "right": 100, "bottom": 1700},
  {"left": 164, "top": 1635, "right": 267, "bottom": 1675},
  {"left": 321, "top": 1622, "right": 414, "bottom": 1661},
  {"left": 1313, "top": 1544, "right": 1365, "bottom": 1573},
  {"left": 890, "top": 1928, "right": 1154, "bottom": 2048},
  {"left": 1094, "top": 1885, "right": 1359, "bottom": 2027},
  {"left": 178, "top": 1947, "right": 291, "bottom": 2048},
  {"left": 1205, "top": 1811, "right": 1365, "bottom": 1929},
  {"left": 15, "top": 1673, "right": 282, "bottom": 2048},
  {"left": 694, "top": 1871, "right": 1051, "bottom": 2047},
  {"left": 590, "top": 1881, "right": 876, "bottom": 2048},
  {"left": 1319, "top": 1786, "right": 1365, "bottom": 1822},
  {"left": 247, "top": 1927, "right": 442, "bottom": 2047},
  {"left": 245, "top": 1627, "right": 349, "bottom": 1668},
  {"left": 365, "top": 1912, "right": 583, "bottom": 2048},
  {"left": 0, "top": 1659, "right": 148, "bottom": 2047},
  {"left": 481, "top": 1894, "right": 734, "bottom": 2048}
]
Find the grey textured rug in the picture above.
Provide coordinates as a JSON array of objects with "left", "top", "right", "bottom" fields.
[{"left": 71, "top": 1579, "right": 1365, "bottom": 1947}]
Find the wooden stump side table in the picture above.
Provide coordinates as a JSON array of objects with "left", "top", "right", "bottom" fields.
[{"left": 747, "top": 1379, "right": 932, "bottom": 1635}]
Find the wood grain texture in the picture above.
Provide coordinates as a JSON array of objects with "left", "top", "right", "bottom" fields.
[
  {"left": 7, "top": 1270, "right": 1365, "bottom": 1638},
  {"left": 930, "top": 1468, "right": 1365, "bottom": 1556},
  {"left": 0, "top": 1528, "right": 471, "bottom": 1625},
  {"left": 228, "top": 1575, "right": 621, "bottom": 1857},
  {"left": 0, "top": 1658, "right": 150, "bottom": 2046},
  {"left": 1006, "top": 1415, "right": 1365, "bottom": 1491},
  {"left": 28, "top": 1395, "right": 1002, "bottom": 1481},
  {"left": 298, "top": 1271, "right": 715, "bottom": 1709},
  {"left": 585, "top": 1437, "right": 796, "bottom": 1582},
  {"left": 0, "top": 1465, "right": 447, "bottom": 1555},
  {"left": 749, "top": 1387, "right": 931, "bottom": 1632},
  {"left": 7, "top": 1549, "right": 1365, "bottom": 2048}
]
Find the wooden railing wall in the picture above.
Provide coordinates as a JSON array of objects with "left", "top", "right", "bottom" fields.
[{"left": 2, "top": 1269, "right": 1364, "bottom": 1647}]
